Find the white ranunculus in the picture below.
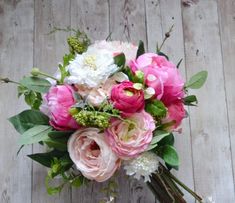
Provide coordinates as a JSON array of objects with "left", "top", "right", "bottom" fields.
[{"left": 66, "top": 47, "right": 118, "bottom": 87}]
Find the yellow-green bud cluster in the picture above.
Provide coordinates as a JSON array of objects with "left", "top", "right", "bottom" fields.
[
  {"left": 72, "top": 110, "right": 110, "bottom": 129},
  {"left": 67, "top": 36, "right": 87, "bottom": 54}
]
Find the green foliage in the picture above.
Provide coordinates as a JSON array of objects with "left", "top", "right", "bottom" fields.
[
  {"left": 183, "top": 95, "right": 198, "bottom": 106},
  {"left": 45, "top": 132, "right": 71, "bottom": 151},
  {"left": 19, "top": 76, "right": 51, "bottom": 93},
  {"left": 58, "top": 53, "right": 74, "bottom": 83},
  {"left": 136, "top": 40, "right": 145, "bottom": 58},
  {"left": 114, "top": 53, "right": 126, "bottom": 69},
  {"left": 8, "top": 109, "right": 49, "bottom": 134},
  {"left": 145, "top": 100, "right": 167, "bottom": 118},
  {"left": 158, "top": 133, "right": 175, "bottom": 147},
  {"left": 147, "top": 130, "right": 171, "bottom": 151},
  {"left": 19, "top": 125, "right": 52, "bottom": 145},
  {"left": 159, "top": 145, "right": 179, "bottom": 167},
  {"left": 185, "top": 71, "right": 208, "bottom": 89}
]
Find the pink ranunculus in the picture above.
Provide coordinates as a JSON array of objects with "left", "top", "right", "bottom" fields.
[
  {"left": 129, "top": 53, "right": 185, "bottom": 105},
  {"left": 68, "top": 128, "right": 121, "bottom": 182},
  {"left": 105, "top": 111, "right": 155, "bottom": 159},
  {"left": 163, "top": 100, "right": 186, "bottom": 131},
  {"left": 110, "top": 81, "right": 145, "bottom": 116},
  {"left": 40, "top": 85, "right": 79, "bottom": 131}
]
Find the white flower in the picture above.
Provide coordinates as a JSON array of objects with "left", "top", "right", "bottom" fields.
[
  {"left": 66, "top": 47, "right": 118, "bottom": 87},
  {"left": 123, "top": 152, "right": 159, "bottom": 182},
  {"left": 91, "top": 40, "right": 138, "bottom": 64}
]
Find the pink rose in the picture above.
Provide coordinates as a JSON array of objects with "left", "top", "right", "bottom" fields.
[
  {"left": 163, "top": 100, "right": 186, "bottom": 130},
  {"left": 40, "top": 85, "right": 79, "bottom": 131},
  {"left": 110, "top": 81, "right": 145, "bottom": 116},
  {"left": 68, "top": 128, "right": 120, "bottom": 182},
  {"left": 105, "top": 111, "right": 155, "bottom": 159},
  {"left": 130, "top": 53, "right": 184, "bottom": 105}
]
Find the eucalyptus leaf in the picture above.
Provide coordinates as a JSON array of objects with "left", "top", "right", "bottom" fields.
[
  {"left": 114, "top": 53, "right": 126, "bottom": 68},
  {"left": 185, "top": 71, "right": 208, "bottom": 89},
  {"left": 158, "top": 133, "right": 175, "bottom": 146},
  {"left": 183, "top": 95, "right": 198, "bottom": 106},
  {"left": 9, "top": 110, "right": 49, "bottom": 134},
  {"left": 145, "top": 100, "right": 167, "bottom": 118},
  {"left": 19, "top": 125, "right": 52, "bottom": 145},
  {"left": 20, "top": 76, "right": 51, "bottom": 93}
]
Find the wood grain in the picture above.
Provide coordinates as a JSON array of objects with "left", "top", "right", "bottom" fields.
[
  {"left": 182, "top": 0, "right": 235, "bottom": 202},
  {"left": 0, "top": 0, "right": 34, "bottom": 203}
]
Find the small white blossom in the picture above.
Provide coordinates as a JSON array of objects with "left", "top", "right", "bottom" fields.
[
  {"left": 123, "top": 152, "right": 159, "bottom": 182},
  {"left": 66, "top": 47, "right": 118, "bottom": 87}
]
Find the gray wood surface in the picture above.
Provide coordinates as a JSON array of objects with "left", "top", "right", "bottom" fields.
[{"left": 0, "top": 0, "right": 234, "bottom": 202}]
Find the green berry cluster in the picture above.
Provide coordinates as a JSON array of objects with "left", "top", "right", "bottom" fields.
[
  {"left": 72, "top": 110, "right": 110, "bottom": 129},
  {"left": 67, "top": 36, "right": 87, "bottom": 54}
]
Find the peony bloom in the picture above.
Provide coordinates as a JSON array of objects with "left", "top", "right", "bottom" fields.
[
  {"left": 66, "top": 46, "right": 118, "bottom": 87},
  {"left": 123, "top": 151, "right": 159, "bottom": 182},
  {"left": 129, "top": 53, "right": 184, "bottom": 105},
  {"left": 162, "top": 100, "right": 186, "bottom": 130},
  {"left": 91, "top": 40, "right": 138, "bottom": 64},
  {"left": 68, "top": 128, "right": 120, "bottom": 182},
  {"left": 105, "top": 111, "right": 155, "bottom": 159},
  {"left": 40, "top": 85, "right": 79, "bottom": 131},
  {"left": 75, "top": 76, "right": 117, "bottom": 107},
  {"left": 110, "top": 81, "right": 145, "bottom": 116}
]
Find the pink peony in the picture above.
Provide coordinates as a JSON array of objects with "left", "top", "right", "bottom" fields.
[
  {"left": 130, "top": 53, "right": 185, "bottom": 105},
  {"left": 40, "top": 85, "right": 79, "bottom": 131},
  {"left": 68, "top": 128, "right": 120, "bottom": 182},
  {"left": 75, "top": 76, "right": 117, "bottom": 107},
  {"left": 105, "top": 111, "right": 155, "bottom": 159},
  {"left": 163, "top": 100, "right": 186, "bottom": 130},
  {"left": 110, "top": 81, "right": 145, "bottom": 116}
]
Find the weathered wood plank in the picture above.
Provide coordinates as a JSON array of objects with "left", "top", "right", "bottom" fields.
[
  {"left": 0, "top": 0, "right": 34, "bottom": 203},
  {"left": 159, "top": 1, "right": 195, "bottom": 202},
  {"left": 182, "top": 1, "right": 235, "bottom": 202},
  {"left": 70, "top": 0, "right": 110, "bottom": 202},
  {"left": 33, "top": 0, "right": 71, "bottom": 202},
  {"left": 217, "top": 0, "right": 235, "bottom": 194},
  {"left": 110, "top": 0, "right": 155, "bottom": 202}
]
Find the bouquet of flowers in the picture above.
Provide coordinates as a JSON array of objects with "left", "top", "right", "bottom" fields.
[{"left": 1, "top": 28, "right": 207, "bottom": 203}]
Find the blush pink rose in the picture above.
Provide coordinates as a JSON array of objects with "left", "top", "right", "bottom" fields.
[
  {"left": 68, "top": 128, "right": 121, "bottom": 182},
  {"left": 130, "top": 53, "right": 185, "bottom": 105},
  {"left": 110, "top": 81, "right": 145, "bottom": 116},
  {"left": 105, "top": 111, "right": 155, "bottom": 159},
  {"left": 163, "top": 100, "right": 186, "bottom": 130},
  {"left": 40, "top": 85, "right": 79, "bottom": 131}
]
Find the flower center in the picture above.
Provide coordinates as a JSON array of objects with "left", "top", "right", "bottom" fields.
[
  {"left": 124, "top": 90, "right": 134, "bottom": 96},
  {"left": 84, "top": 55, "right": 97, "bottom": 70}
]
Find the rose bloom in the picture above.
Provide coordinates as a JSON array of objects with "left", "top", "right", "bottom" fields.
[
  {"left": 68, "top": 128, "right": 120, "bottom": 182},
  {"left": 130, "top": 53, "right": 184, "bottom": 105},
  {"left": 105, "top": 111, "right": 155, "bottom": 159},
  {"left": 40, "top": 85, "right": 79, "bottom": 131},
  {"left": 162, "top": 100, "right": 186, "bottom": 131},
  {"left": 110, "top": 81, "right": 145, "bottom": 116}
]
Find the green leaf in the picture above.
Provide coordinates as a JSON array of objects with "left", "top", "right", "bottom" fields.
[
  {"left": 148, "top": 130, "right": 171, "bottom": 151},
  {"left": 158, "top": 133, "right": 174, "bottom": 146},
  {"left": 19, "top": 125, "right": 52, "bottom": 145},
  {"left": 20, "top": 76, "right": 51, "bottom": 93},
  {"left": 183, "top": 95, "right": 198, "bottom": 106},
  {"left": 44, "top": 137, "right": 69, "bottom": 151},
  {"left": 48, "top": 131, "right": 73, "bottom": 139},
  {"left": 157, "top": 51, "right": 169, "bottom": 60},
  {"left": 145, "top": 100, "right": 167, "bottom": 118},
  {"left": 161, "top": 145, "right": 179, "bottom": 167},
  {"left": 71, "top": 176, "right": 84, "bottom": 188},
  {"left": 185, "top": 71, "right": 208, "bottom": 89},
  {"left": 27, "top": 150, "right": 67, "bottom": 167},
  {"left": 136, "top": 40, "right": 145, "bottom": 58},
  {"left": 114, "top": 53, "right": 126, "bottom": 68},
  {"left": 9, "top": 110, "right": 49, "bottom": 134}
]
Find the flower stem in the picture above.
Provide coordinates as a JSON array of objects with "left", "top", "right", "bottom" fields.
[
  {"left": 0, "top": 77, "right": 21, "bottom": 85},
  {"left": 157, "top": 25, "right": 174, "bottom": 52}
]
